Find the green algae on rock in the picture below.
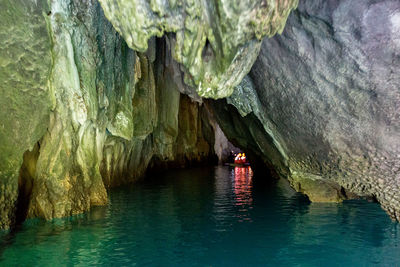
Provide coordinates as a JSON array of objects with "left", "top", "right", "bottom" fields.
[
  {"left": 0, "top": 0, "right": 52, "bottom": 229},
  {"left": 98, "top": 0, "right": 298, "bottom": 98}
]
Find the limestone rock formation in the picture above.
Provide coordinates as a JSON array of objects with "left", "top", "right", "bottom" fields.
[
  {"left": 1, "top": 0, "right": 399, "bottom": 230},
  {"left": 0, "top": 0, "right": 301, "bottom": 230},
  {"left": 0, "top": 0, "right": 216, "bottom": 230},
  {"left": 98, "top": 0, "right": 298, "bottom": 98},
  {"left": 0, "top": 0, "right": 52, "bottom": 229},
  {"left": 212, "top": 0, "right": 400, "bottom": 219}
]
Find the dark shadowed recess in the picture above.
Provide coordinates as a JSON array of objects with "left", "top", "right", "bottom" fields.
[{"left": 205, "top": 98, "right": 289, "bottom": 181}]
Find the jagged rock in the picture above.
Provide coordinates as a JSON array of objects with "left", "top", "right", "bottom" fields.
[
  {"left": 27, "top": 0, "right": 120, "bottom": 221},
  {"left": 101, "top": 40, "right": 217, "bottom": 186},
  {"left": 98, "top": 0, "right": 298, "bottom": 98}
]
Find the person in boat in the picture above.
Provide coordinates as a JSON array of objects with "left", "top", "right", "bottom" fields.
[
  {"left": 235, "top": 153, "right": 245, "bottom": 164},
  {"left": 235, "top": 153, "right": 241, "bottom": 162}
]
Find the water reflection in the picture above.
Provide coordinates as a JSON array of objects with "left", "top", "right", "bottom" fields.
[
  {"left": 233, "top": 167, "right": 253, "bottom": 206},
  {"left": 1, "top": 166, "right": 399, "bottom": 266},
  {"left": 232, "top": 167, "right": 253, "bottom": 223}
]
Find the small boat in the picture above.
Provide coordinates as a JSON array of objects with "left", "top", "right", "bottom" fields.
[
  {"left": 224, "top": 162, "right": 250, "bottom": 167},
  {"left": 224, "top": 152, "right": 250, "bottom": 167}
]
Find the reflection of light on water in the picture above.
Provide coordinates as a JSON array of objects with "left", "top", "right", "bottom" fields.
[
  {"left": 233, "top": 166, "right": 253, "bottom": 222},
  {"left": 212, "top": 166, "right": 255, "bottom": 229}
]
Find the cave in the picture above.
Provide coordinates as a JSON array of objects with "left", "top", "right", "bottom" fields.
[{"left": 1, "top": 0, "right": 400, "bottom": 265}]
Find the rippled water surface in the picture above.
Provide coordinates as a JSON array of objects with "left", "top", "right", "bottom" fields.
[{"left": 1, "top": 166, "right": 399, "bottom": 266}]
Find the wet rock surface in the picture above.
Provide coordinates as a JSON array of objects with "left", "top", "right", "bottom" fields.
[
  {"left": 98, "top": 0, "right": 298, "bottom": 98},
  {"left": 0, "top": 0, "right": 52, "bottom": 229},
  {"left": 0, "top": 0, "right": 217, "bottom": 229},
  {"left": 216, "top": 0, "right": 400, "bottom": 219}
]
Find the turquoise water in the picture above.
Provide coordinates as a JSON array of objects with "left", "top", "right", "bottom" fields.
[{"left": 1, "top": 166, "right": 399, "bottom": 266}]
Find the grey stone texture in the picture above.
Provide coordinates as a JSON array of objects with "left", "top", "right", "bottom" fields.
[{"left": 217, "top": 0, "right": 400, "bottom": 219}]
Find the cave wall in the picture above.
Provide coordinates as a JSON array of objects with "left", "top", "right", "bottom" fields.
[
  {"left": 0, "top": 0, "right": 216, "bottom": 230},
  {"left": 212, "top": 0, "right": 400, "bottom": 220},
  {"left": 0, "top": 0, "right": 52, "bottom": 229},
  {"left": 0, "top": 0, "right": 299, "bottom": 230}
]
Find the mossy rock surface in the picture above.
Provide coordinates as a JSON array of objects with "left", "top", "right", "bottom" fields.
[{"left": 0, "top": 0, "right": 52, "bottom": 229}]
